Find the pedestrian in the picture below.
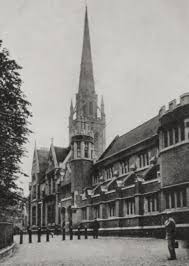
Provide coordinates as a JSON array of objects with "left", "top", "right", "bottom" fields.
[
  {"left": 62, "top": 221, "right": 65, "bottom": 230},
  {"left": 164, "top": 216, "right": 177, "bottom": 260},
  {"left": 92, "top": 218, "right": 100, "bottom": 239},
  {"left": 28, "top": 227, "right": 32, "bottom": 243},
  {"left": 84, "top": 225, "right": 88, "bottom": 239},
  {"left": 47, "top": 226, "right": 54, "bottom": 238},
  {"left": 77, "top": 224, "right": 81, "bottom": 240},
  {"left": 37, "top": 226, "right": 41, "bottom": 242}
]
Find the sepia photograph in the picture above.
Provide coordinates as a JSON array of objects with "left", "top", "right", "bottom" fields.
[{"left": 0, "top": 0, "right": 189, "bottom": 265}]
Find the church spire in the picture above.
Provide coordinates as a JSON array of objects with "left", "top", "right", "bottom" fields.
[
  {"left": 78, "top": 6, "right": 95, "bottom": 94},
  {"left": 69, "top": 6, "right": 106, "bottom": 156}
]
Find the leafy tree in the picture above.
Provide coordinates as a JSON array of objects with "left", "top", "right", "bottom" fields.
[{"left": 0, "top": 40, "right": 32, "bottom": 216}]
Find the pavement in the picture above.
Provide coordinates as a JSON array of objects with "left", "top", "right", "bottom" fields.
[{"left": 0, "top": 234, "right": 189, "bottom": 266}]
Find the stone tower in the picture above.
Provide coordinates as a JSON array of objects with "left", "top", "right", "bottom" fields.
[
  {"left": 69, "top": 7, "right": 106, "bottom": 159},
  {"left": 70, "top": 117, "right": 94, "bottom": 224}
]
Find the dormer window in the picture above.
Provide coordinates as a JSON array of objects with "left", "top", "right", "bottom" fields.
[
  {"left": 139, "top": 151, "right": 149, "bottom": 168},
  {"left": 105, "top": 166, "right": 113, "bottom": 180},
  {"left": 121, "top": 160, "right": 129, "bottom": 174}
]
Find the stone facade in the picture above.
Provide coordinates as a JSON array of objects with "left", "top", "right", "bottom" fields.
[{"left": 28, "top": 7, "right": 189, "bottom": 239}]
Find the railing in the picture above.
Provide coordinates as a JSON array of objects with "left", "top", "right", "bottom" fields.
[{"left": 0, "top": 222, "right": 13, "bottom": 250}]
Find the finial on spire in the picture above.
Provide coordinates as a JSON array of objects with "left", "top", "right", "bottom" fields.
[{"left": 51, "top": 137, "right": 54, "bottom": 145}]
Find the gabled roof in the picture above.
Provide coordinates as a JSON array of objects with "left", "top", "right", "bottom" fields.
[
  {"left": 54, "top": 146, "right": 70, "bottom": 163},
  {"left": 37, "top": 149, "right": 49, "bottom": 174},
  {"left": 99, "top": 115, "right": 159, "bottom": 160}
]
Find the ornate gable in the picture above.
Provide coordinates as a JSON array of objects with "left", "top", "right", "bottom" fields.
[
  {"left": 46, "top": 144, "right": 58, "bottom": 173},
  {"left": 31, "top": 146, "right": 40, "bottom": 176}
]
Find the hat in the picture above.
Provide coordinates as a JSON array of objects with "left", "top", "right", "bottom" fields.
[{"left": 164, "top": 219, "right": 170, "bottom": 226}]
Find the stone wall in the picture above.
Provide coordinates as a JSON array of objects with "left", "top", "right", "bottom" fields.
[
  {"left": 0, "top": 222, "right": 13, "bottom": 250},
  {"left": 160, "top": 143, "right": 189, "bottom": 186}
]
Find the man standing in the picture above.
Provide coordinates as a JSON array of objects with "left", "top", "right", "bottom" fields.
[
  {"left": 164, "top": 216, "right": 177, "bottom": 260},
  {"left": 92, "top": 218, "right": 100, "bottom": 239}
]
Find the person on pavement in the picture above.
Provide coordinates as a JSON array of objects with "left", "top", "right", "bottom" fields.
[
  {"left": 92, "top": 218, "right": 100, "bottom": 239},
  {"left": 164, "top": 216, "right": 177, "bottom": 260}
]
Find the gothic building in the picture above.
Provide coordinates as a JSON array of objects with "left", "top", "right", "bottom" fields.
[{"left": 29, "top": 7, "right": 189, "bottom": 239}]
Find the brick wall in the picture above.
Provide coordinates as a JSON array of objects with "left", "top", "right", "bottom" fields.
[{"left": 160, "top": 143, "right": 189, "bottom": 186}]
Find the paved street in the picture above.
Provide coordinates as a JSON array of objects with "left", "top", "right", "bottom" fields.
[{"left": 1, "top": 235, "right": 189, "bottom": 266}]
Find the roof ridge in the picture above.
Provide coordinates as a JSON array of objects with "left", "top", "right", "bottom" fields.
[
  {"left": 98, "top": 135, "right": 119, "bottom": 160},
  {"left": 97, "top": 115, "right": 159, "bottom": 161},
  {"left": 54, "top": 146, "right": 69, "bottom": 151},
  {"left": 118, "top": 115, "right": 159, "bottom": 140}
]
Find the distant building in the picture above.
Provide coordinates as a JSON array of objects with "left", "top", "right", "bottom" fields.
[{"left": 29, "top": 7, "right": 189, "bottom": 238}]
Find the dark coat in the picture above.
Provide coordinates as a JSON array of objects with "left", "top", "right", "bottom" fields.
[
  {"left": 165, "top": 218, "right": 176, "bottom": 240},
  {"left": 92, "top": 220, "right": 100, "bottom": 230}
]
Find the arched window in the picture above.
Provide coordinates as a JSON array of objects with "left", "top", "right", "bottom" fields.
[
  {"left": 84, "top": 142, "right": 89, "bottom": 158},
  {"left": 89, "top": 102, "right": 93, "bottom": 115},
  {"left": 77, "top": 141, "right": 81, "bottom": 158},
  {"left": 83, "top": 104, "right": 87, "bottom": 116}
]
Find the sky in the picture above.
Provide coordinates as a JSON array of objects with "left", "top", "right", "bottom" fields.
[{"left": 0, "top": 0, "right": 189, "bottom": 195}]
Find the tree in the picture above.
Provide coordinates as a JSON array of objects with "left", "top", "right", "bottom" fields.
[{"left": 0, "top": 40, "right": 32, "bottom": 216}]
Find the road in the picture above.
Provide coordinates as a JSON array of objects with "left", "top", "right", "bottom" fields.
[{"left": 1, "top": 234, "right": 189, "bottom": 265}]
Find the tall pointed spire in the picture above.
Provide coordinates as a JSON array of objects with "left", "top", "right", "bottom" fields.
[
  {"left": 78, "top": 6, "right": 95, "bottom": 94},
  {"left": 70, "top": 6, "right": 106, "bottom": 156}
]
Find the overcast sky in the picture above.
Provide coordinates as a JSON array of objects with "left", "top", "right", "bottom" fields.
[{"left": 1, "top": 0, "right": 189, "bottom": 195}]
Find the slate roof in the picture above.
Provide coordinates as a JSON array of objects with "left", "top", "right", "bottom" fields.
[
  {"left": 37, "top": 149, "right": 49, "bottom": 174},
  {"left": 54, "top": 146, "right": 70, "bottom": 163},
  {"left": 99, "top": 115, "right": 159, "bottom": 160}
]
